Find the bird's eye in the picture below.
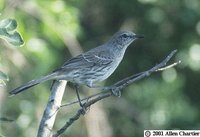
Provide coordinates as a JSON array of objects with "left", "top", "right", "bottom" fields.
[{"left": 121, "top": 34, "right": 128, "bottom": 38}]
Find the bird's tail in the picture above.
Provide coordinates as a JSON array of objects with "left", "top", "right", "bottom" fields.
[{"left": 9, "top": 72, "right": 58, "bottom": 95}]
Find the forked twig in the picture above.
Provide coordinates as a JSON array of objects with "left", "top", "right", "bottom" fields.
[{"left": 53, "top": 50, "right": 180, "bottom": 137}]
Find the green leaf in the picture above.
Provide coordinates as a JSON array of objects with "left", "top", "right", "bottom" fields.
[
  {"left": 0, "top": 18, "right": 24, "bottom": 46},
  {"left": 0, "top": 18, "right": 17, "bottom": 31},
  {"left": 0, "top": 70, "right": 9, "bottom": 86}
]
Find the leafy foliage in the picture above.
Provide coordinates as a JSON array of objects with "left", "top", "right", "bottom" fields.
[
  {"left": 0, "top": 19, "right": 24, "bottom": 46},
  {"left": 0, "top": 18, "right": 24, "bottom": 86}
]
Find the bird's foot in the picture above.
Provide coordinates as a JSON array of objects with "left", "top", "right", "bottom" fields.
[
  {"left": 79, "top": 101, "right": 90, "bottom": 115},
  {"left": 87, "top": 84, "right": 122, "bottom": 97},
  {"left": 111, "top": 87, "right": 121, "bottom": 97},
  {"left": 80, "top": 102, "right": 86, "bottom": 115},
  {"left": 103, "top": 86, "right": 121, "bottom": 97}
]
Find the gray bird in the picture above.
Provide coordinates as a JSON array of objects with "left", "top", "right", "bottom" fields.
[{"left": 10, "top": 31, "right": 144, "bottom": 97}]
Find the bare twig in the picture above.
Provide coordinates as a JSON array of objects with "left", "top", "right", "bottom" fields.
[
  {"left": 60, "top": 90, "right": 106, "bottom": 107},
  {"left": 0, "top": 117, "right": 14, "bottom": 122},
  {"left": 52, "top": 50, "right": 179, "bottom": 137},
  {"left": 110, "top": 50, "right": 178, "bottom": 95},
  {"left": 52, "top": 92, "right": 111, "bottom": 137},
  {"left": 156, "top": 60, "right": 181, "bottom": 71}
]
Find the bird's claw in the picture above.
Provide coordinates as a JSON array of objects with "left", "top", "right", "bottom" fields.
[
  {"left": 80, "top": 101, "right": 90, "bottom": 115},
  {"left": 111, "top": 87, "right": 121, "bottom": 97},
  {"left": 103, "top": 86, "right": 121, "bottom": 97},
  {"left": 80, "top": 103, "right": 87, "bottom": 115}
]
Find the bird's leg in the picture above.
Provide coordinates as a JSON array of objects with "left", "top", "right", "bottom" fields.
[
  {"left": 86, "top": 83, "right": 109, "bottom": 90},
  {"left": 87, "top": 84, "right": 103, "bottom": 89},
  {"left": 74, "top": 84, "right": 88, "bottom": 114},
  {"left": 74, "top": 84, "right": 84, "bottom": 107},
  {"left": 87, "top": 83, "right": 121, "bottom": 97}
]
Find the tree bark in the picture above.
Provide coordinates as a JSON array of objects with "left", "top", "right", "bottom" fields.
[{"left": 37, "top": 80, "right": 67, "bottom": 137}]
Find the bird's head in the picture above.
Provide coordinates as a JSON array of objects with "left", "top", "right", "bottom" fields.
[{"left": 110, "top": 31, "right": 144, "bottom": 49}]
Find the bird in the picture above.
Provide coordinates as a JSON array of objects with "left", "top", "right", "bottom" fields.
[{"left": 10, "top": 31, "right": 144, "bottom": 98}]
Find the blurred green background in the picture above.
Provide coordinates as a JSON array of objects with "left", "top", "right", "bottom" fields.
[{"left": 0, "top": 0, "right": 200, "bottom": 137}]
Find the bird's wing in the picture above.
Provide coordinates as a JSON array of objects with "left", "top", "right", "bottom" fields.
[
  {"left": 61, "top": 54, "right": 87, "bottom": 68},
  {"left": 82, "top": 50, "right": 114, "bottom": 66},
  {"left": 61, "top": 50, "right": 114, "bottom": 69}
]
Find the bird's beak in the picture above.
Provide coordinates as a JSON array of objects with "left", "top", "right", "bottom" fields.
[{"left": 134, "top": 34, "right": 144, "bottom": 39}]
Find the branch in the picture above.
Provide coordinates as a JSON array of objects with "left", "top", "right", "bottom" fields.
[
  {"left": 110, "top": 49, "right": 179, "bottom": 96},
  {"left": 37, "top": 80, "right": 67, "bottom": 137},
  {"left": 0, "top": 117, "right": 14, "bottom": 122},
  {"left": 53, "top": 50, "right": 180, "bottom": 137}
]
